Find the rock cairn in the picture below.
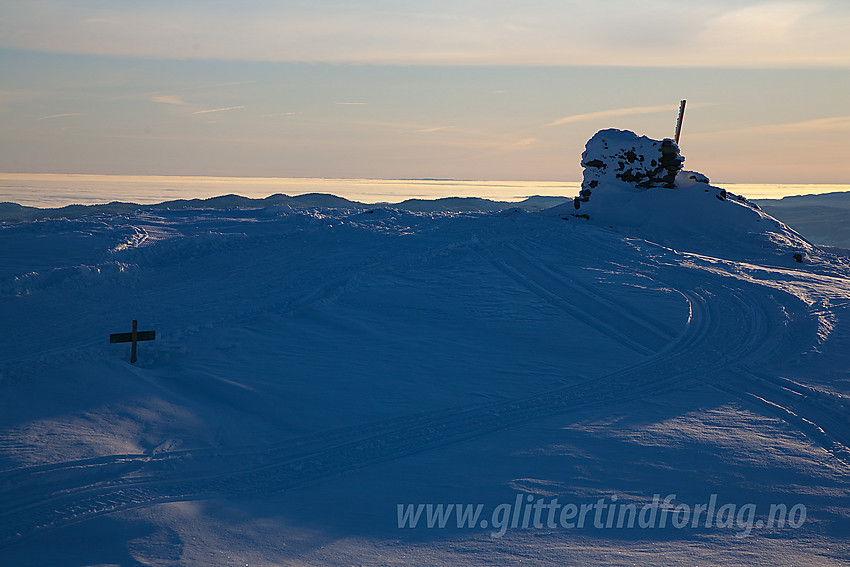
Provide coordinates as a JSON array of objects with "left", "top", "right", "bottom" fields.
[{"left": 574, "top": 129, "right": 685, "bottom": 210}]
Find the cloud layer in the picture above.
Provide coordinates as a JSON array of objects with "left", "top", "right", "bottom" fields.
[{"left": 2, "top": 1, "right": 848, "bottom": 67}]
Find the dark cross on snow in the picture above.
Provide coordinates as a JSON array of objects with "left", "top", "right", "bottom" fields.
[{"left": 109, "top": 320, "right": 155, "bottom": 364}]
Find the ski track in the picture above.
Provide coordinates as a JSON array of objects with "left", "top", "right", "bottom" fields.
[
  {"left": 473, "top": 240, "right": 673, "bottom": 355},
  {"left": 2, "top": 231, "right": 849, "bottom": 548}
]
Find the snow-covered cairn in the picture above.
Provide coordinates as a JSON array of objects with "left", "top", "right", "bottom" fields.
[{"left": 573, "top": 129, "right": 686, "bottom": 210}]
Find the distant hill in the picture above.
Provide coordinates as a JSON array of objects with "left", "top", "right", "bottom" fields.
[
  {"left": 755, "top": 191, "right": 850, "bottom": 249},
  {"left": 5, "top": 189, "right": 850, "bottom": 251},
  {"left": 0, "top": 193, "right": 570, "bottom": 222}
]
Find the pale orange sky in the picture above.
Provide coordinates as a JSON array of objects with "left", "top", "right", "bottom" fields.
[{"left": 1, "top": 1, "right": 848, "bottom": 183}]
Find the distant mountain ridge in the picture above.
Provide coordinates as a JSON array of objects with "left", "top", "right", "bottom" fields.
[
  {"left": 755, "top": 191, "right": 850, "bottom": 249},
  {"left": 0, "top": 193, "right": 570, "bottom": 222},
  {"left": 4, "top": 189, "right": 850, "bottom": 251}
]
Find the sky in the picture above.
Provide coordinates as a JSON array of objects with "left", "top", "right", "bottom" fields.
[{"left": 0, "top": 0, "right": 848, "bottom": 183}]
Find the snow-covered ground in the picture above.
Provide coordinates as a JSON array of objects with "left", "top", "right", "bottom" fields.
[
  {"left": 2, "top": 135, "right": 849, "bottom": 565},
  {"left": 757, "top": 192, "right": 850, "bottom": 250}
]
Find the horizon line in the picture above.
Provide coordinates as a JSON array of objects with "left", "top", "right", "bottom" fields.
[{"left": 2, "top": 172, "right": 850, "bottom": 187}]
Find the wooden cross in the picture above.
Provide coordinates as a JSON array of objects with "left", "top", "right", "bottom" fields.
[{"left": 110, "top": 320, "right": 155, "bottom": 363}]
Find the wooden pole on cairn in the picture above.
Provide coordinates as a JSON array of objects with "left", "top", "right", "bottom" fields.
[{"left": 674, "top": 100, "right": 686, "bottom": 144}]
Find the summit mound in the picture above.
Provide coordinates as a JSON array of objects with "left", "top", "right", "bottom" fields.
[{"left": 550, "top": 129, "right": 812, "bottom": 261}]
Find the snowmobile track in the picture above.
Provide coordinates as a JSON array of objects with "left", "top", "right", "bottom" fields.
[{"left": 473, "top": 242, "right": 671, "bottom": 355}]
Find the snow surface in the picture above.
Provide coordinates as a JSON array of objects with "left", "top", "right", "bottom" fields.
[
  {"left": 2, "top": 141, "right": 850, "bottom": 564},
  {"left": 757, "top": 192, "right": 850, "bottom": 250}
]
